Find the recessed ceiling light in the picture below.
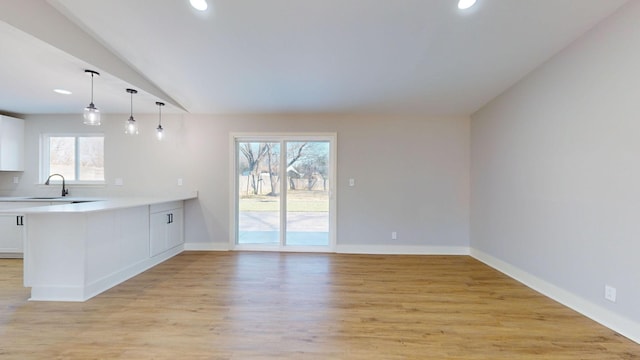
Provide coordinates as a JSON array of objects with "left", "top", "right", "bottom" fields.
[
  {"left": 458, "top": 0, "right": 477, "bottom": 10},
  {"left": 190, "top": 0, "right": 208, "bottom": 11},
  {"left": 53, "top": 89, "right": 72, "bottom": 95}
]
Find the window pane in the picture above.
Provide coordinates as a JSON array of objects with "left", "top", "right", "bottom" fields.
[
  {"left": 78, "top": 137, "right": 104, "bottom": 181},
  {"left": 286, "top": 141, "right": 330, "bottom": 246},
  {"left": 237, "top": 141, "right": 281, "bottom": 245},
  {"left": 49, "top": 137, "right": 76, "bottom": 180}
]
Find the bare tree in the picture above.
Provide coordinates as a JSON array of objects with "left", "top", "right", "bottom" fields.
[
  {"left": 291, "top": 142, "right": 329, "bottom": 191},
  {"left": 239, "top": 143, "right": 269, "bottom": 195},
  {"left": 287, "top": 142, "right": 308, "bottom": 190},
  {"left": 265, "top": 143, "right": 280, "bottom": 196}
]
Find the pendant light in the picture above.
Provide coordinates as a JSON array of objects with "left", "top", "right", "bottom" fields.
[
  {"left": 155, "top": 101, "right": 165, "bottom": 140},
  {"left": 83, "top": 70, "right": 101, "bottom": 125},
  {"left": 125, "top": 88, "right": 139, "bottom": 135}
]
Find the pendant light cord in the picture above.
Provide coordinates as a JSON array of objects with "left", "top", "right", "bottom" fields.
[
  {"left": 155, "top": 102, "right": 165, "bottom": 128},
  {"left": 90, "top": 73, "right": 94, "bottom": 103}
]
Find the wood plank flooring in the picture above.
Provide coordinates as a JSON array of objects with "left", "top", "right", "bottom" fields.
[{"left": 1, "top": 252, "right": 639, "bottom": 359}]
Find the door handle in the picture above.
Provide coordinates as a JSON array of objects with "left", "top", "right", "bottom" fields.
[{"left": 16, "top": 216, "right": 24, "bottom": 226}]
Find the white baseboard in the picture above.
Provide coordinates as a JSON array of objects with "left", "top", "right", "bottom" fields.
[
  {"left": 184, "top": 242, "right": 230, "bottom": 251},
  {"left": 470, "top": 248, "right": 640, "bottom": 344},
  {"left": 336, "top": 244, "right": 470, "bottom": 255},
  {"left": 183, "top": 243, "right": 469, "bottom": 255}
]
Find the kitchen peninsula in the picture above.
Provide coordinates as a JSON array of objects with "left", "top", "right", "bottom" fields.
[{"left": 2, "top": 193, "right": 197, "bottom": 302}]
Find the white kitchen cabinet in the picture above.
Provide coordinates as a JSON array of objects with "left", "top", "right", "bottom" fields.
[
  {"left": 24, "top": 205, "right": 153, "bottom": 301},
  {"left": 0, "top": 201, "right": 52, "bottom": 257},
  {"left": 12, "top": 194, "right": 196, "bottom": 301},
  {"left": 149, "top": 201, "right": 184, "bottom": 257},
  {"left": 0, "top": 115, "right": 25, "bottom": 171},
  {"left": 0, "top": 214, "right": 24, "bottom": 256},
  {"left": 85, "top": 206, "right": 150, "bottom": 283}
]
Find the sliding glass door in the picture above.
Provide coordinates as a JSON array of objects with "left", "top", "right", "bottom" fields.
[
  {"left": 237, "top": 141, "right": 281, "bottom": 245},
  {"left": 234, "top": 134, "right": 335, "bottom": 251},
  {"left": 285, "top": 141, "right": 330, "bottom": 246}
]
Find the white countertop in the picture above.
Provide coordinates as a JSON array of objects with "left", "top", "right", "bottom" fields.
[
  {"left": 0, "top": 192, "right": 198, "bottom": 214},
  {"left": 0, "top": 196, "right": 104, "bottom": 203}
]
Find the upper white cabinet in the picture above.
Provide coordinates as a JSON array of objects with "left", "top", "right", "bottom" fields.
[{"left": 0, "top": 115, "right": 25, "bottom": 171}]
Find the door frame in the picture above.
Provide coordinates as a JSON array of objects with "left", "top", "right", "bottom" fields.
[{"left": 230, "top": 132, "right": 337, "bottom": 252}]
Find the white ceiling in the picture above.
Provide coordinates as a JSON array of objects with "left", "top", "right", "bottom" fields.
[{"left": 0, "top": 0, "right": 630, "bottom": 116}]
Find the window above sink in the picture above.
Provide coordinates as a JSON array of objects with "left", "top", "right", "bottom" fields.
[{"left": 40, "top": 134, "right": 105, "bottom": 185}]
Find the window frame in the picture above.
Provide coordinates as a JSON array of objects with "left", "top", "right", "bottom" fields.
[
  {"left": 230, "top": 132, "right": 337, "bottom": 252},
  {"left": 40, "top": 133, "right": 106, "bottom": 185}
]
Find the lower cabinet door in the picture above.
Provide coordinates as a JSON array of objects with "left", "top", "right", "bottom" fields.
[
  {"left": 149, "top": 211, "right": 169, "bottom": 257},
  {"left": 0, "top": 215, "right": 23, "bottom": 254},
  {"left": 149, "top": 207, "right": 184, "bottom": 257},
  {"left": 167, "top": 208, "right": 184, "bottom": 249}
]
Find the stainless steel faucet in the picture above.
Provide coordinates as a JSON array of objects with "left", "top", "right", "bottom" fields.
[{"left": 45, "top": 174, "right": 68, "bottom": 197}]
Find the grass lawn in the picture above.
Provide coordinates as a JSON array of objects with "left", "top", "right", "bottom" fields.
[{"left": 239, "top": 190, "right": 329, "bottom": 212}]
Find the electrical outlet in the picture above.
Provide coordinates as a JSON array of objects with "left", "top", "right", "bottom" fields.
[
  {"left": 349, "top": 178, "right": 355, "bottom": 187},
  {"left": 604, "top": 285, "right": 617, "bottom": 302},
  {"left": 391, "top": 231, "right": 397, "bottom": 240},
  {"left": 115, "top": 178, "right": 124, "bottom": 186},
  {"left": 177, "top": 178, "right": 183, "bottom": 186}
]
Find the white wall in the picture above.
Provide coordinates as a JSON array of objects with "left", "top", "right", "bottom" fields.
[
  {"left": 471, "top": 1, "right": 640, "bottom": 341},
  {"left": 0, "top": 113, "right": 470, "bottom": 253},
  {"left": 0, "top": 113, "right": 191, "bottom": 198},
  {"left": 183, "top": 114, "right": 470, "bottom": 253}
]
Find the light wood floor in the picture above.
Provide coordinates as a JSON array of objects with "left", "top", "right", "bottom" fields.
[{"left": 1, "top": 252, "right": 638, "bottom": 359}]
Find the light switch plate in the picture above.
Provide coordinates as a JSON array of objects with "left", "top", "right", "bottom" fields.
[
  {"left": 115, "top": 178, "right": 124, "bottom": 186},
  {"left": 605, "top": 285, "right": 617, "bottom": 302}
]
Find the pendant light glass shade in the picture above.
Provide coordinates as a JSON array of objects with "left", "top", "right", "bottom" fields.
[
  {"left": 126, "top": 115, "right": 139, "bottom": 135},
  {"left": 83, "top": 70, "right": 101, "bottom": 126},
  {"left": 84, "top": 103, "right": 100, "bottom": 125},
  {"left": 125, "top": 88, "right": 139, "bottom": 135},
  {"left": 155, "top": 101, "right": 165, "bottom": 140}
]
